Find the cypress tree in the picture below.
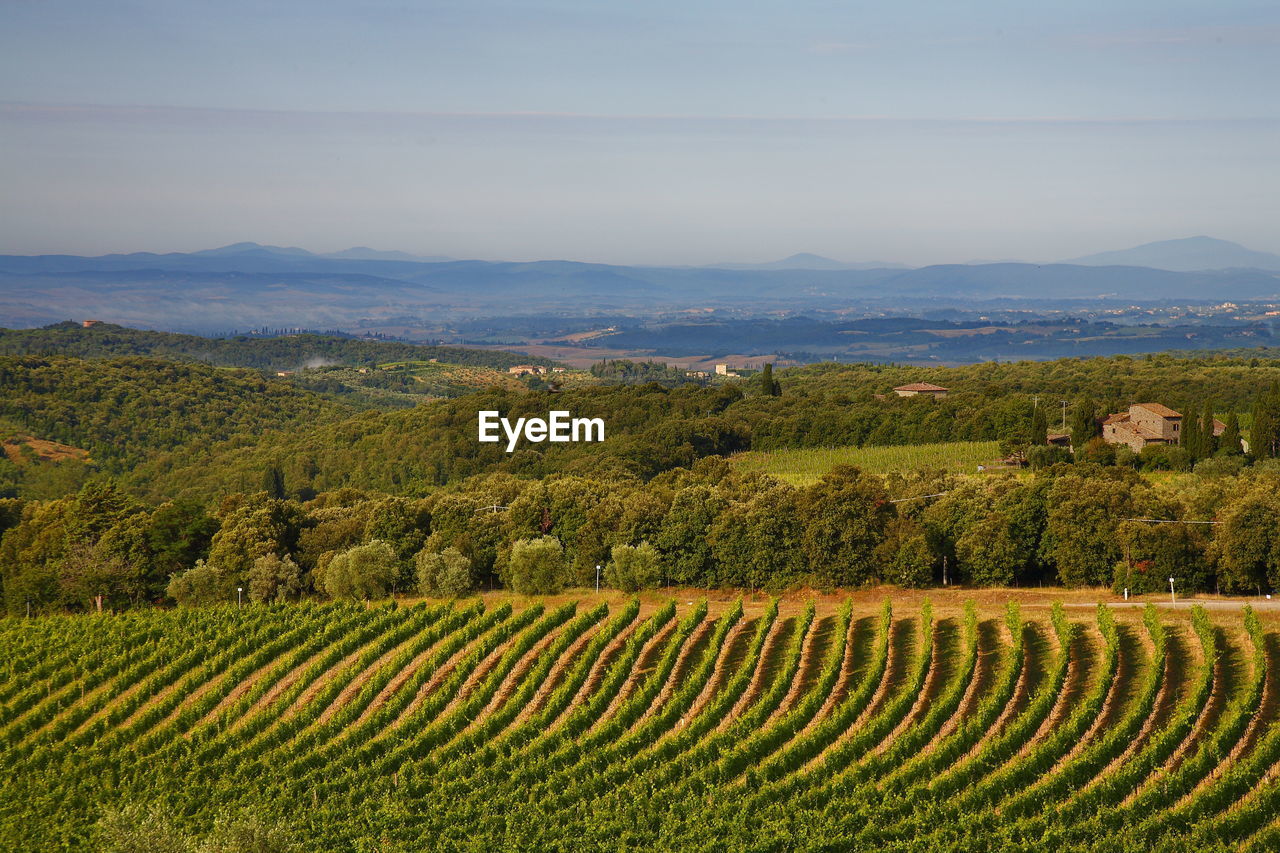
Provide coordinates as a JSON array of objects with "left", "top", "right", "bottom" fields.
[
  {"left": 1251, "top": 387, "right": 1280, "bottom": 459},
  {"left": 1070, "top": 397, "right": 1100, "bottom": 448},
  {"left": 1200, "top": 401, "right": 1217, "bottom": 459},
  {"left": 1031, "top": 403, "right": 1049, "bottom": 444},
  {"left": 760, "top": 363, "right": 780, "bottom": 396},
  {"left": 1180, "top": 403, "right": 1201, "bottom": 462},
  {"left": 262, "top": 465, "right": 286, "bottom": 500},
  {"left": 1220, "top": 412, "right": 1244, "bottom": 456}
]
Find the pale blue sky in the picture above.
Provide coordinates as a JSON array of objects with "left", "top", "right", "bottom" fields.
[{"left": 2, "top": 1, "right": 1278, "bottom": 264}]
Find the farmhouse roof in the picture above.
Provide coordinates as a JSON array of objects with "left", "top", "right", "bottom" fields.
[
  {"left": 1133, "top": 402, "right": 1181, "bottom": 419},
  {"left": 1103, "top": 413, "right": 1130, "bottom": 425},
  {"left": 893, "top": 382, "right": 949, "bottom": 392}
]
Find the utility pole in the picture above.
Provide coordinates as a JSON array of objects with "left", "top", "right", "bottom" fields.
[
  {"left": 1169, "top": 577, "right": 1176, "bottom": 604},
  {"left": 237, "top": 586, "right": 243, "bottom": 608},
  {"left": 942, "top": 555, "right": 949, "bottom": 587},
  {"left": 595, "top": 564, "right": 602, "bottom": 594},
  {"left": 1059, "top": 400, "right": 1069, "bottom": 432}
]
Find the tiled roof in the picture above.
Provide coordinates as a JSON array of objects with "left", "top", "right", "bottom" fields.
[
  {"left": 893, "top": 382, "right": 949, "bottom": 392},
  {"left": 1133, "top": 402, "right": 1181, "bottom": 419}
]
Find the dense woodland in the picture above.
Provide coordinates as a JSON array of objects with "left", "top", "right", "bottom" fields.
[
  {"left": 6, "top": 328, "right": 1280, "bottom": 611},
  {"left": 6, "top": 452, "right": 1280, "bottom": 615},
  {"left": 0, "top": 323, "right": 553, "bottom": 370}
]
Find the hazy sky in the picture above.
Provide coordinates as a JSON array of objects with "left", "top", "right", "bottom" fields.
[{"left": 2, "top": 1, "right": 1278, "bottom": 265}]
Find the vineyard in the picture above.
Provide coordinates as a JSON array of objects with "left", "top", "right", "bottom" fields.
[
  {"left": 732, "top": 440, "right": 1003, "bottom": 483},
  {"left": 3, "top": 596, "right": 1280, "bottom": 851}
]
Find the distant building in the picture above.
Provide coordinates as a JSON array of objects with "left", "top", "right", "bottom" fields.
[
  {"left": 1102, "top": 403, "right": 1182, "bottom": 452},
  {"left": 508, "top": 365, "right": 548, "bottom": 376},
  {"left": 275, "top": 370, "right": 294, "bottom": 378},
  {"left": 551, "top": 367, "right": 566, "bottom": 373},
  {"left": 892, "top": 382, "right": 949, "bottom": 399},
  {"left": 1046, "top": 433, "right": 1072, "bottom": 448},
  {"left": 686, "top": 370, "right": 710, "bottom": 379},
  {"left": 81, "top": 320, "right": 102, "bottom": 328},
  {"left": 715, "top": 364, "right": 729, "bottom": 375}
]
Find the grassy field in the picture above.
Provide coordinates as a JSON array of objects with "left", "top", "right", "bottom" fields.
[
  {"left": 5, "top": 592, "right": 1279, "bottom": 851},
  {"left": 732, "top": 440, "right": 1004, "bottom": 483}
]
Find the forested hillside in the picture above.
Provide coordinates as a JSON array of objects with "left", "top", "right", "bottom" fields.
[
  {"left": 0, "top": 323, "right": 555, "bottom": 371},
  {"left": 0, "top": 356, "right": 354, "bottom": 486},
  {"left": 5, "top": 344, "right": 1280, "bottom": 613}
]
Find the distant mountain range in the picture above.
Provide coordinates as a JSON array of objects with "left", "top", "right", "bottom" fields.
[
  {"left": 708, "top": 253, "right": 910, "bottom": 271},
  {"left": 1062, "top": 236, "right": 1280, "bottom": 272},
  {"left": 2, "top": 239, "right": 1279, "bottom": 332}
]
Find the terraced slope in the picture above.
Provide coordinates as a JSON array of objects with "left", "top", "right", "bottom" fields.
[{"left": 1, "top": 599, "right": 1277, "bottom": 851}]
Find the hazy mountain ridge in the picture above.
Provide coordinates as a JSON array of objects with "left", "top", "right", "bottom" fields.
[
  {"left": 1063, "top": 236, "right": 1280, "bottom": 272},
  {"left": 3, "top": 240, "right": 1280, "bottom": 331}
]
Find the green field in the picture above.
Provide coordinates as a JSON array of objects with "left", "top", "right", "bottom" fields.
[
  {"left": 732, "top": 440, "right": 1004, "bottom": 483},
  {"left": 4, "top": 596, "right": 1279, "bottom": 851}
]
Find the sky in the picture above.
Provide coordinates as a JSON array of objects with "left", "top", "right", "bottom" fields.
[{"left": 2, "top": 0, "right": 1278, "bottom": 265}]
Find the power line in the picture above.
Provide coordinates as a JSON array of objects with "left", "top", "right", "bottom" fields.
[{"left": 1120, "top": 517, "right": 1222, "bottom": 525}]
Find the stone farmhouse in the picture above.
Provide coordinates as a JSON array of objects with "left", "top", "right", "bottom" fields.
[
  {"left": 892, "top": 382, "right": 949, "bottom": 399},
  {"left": 1100, "top": 403, "right": 1227, "bottom": 453},
  {"left": 507, "top": 365, "right": 549, "bottom": 377},
  {"left": 1101, "top": 403, "right": 1182, "bottom": 452}
]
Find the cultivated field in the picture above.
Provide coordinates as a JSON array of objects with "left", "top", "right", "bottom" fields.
[
  {"left": 3, "top": 594, "right": 1279, "bottom": 850},
  {"left": 732, "top": 440, "right": 1003, "bottom": 483}
]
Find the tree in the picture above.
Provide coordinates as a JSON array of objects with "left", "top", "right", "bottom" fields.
[
  {"left": 708, "top": 484, "right": 805, "bottom": 590},
  {"left": 759, "top": 363, "right": 780, "bottom": 397},
  {"left": 147, "top": 499, "right": 218, "bottom": 583},
  {"left": 1180, "top": 403, "right": 1202, "bottom": 462},
  {"left": 875, "top": 517, "right": 933, "bottom": 588},
  {"left": 1042, "top": 470, "right": 1144, "bottom": 587},
  {"left": 605, "top": 542, "right": 662, "bottom": 592},
  {"left": 262, "top": 466, "right": 286, "bottom": 500},
  {"left": 1079, "top": 437, "right": 1116, "bottom": 466},
  {"left": 956, "top": 512, "right": 1023, "bottom": 587},
  {"left": 1199, "top": 401, "right": 1218, "bottom": 459},
  {"left": 798, "top": 466, "right": 892, "bottom": 588},
  {"left": 504, "top": 536, "right": 572, "bottom": 595},
  {"left": 1028, "top": 445, "right": 1072, "bottom": 469},
  {"left": 363, "top": 497, "right": 428, "bottom": 591},
  {"left": 1031, "top": 403, "right": 1049, "bottom": 445},
  {"left": 201, "top": 498, "right": 304, "bottom": 601},
  {"left": 1250, "top": 384, "right": 1280, "bottom": 459},
  {"left": 318, "top": 540, "right": 398, "bottom": 600},
  {"left": 1070, "top": 397, "right": 1101, "bottom": 448},
  {"left": 1214, "top": 489, "right": 1280, "bottom": 593},
  {"left": 167, "top": 560, "right": 226, "bottom": 607},
  {"left": 1219, "top": 412, "right": 1244, "bottom": 456},
  {"left": 655, "top": 485, "right": 726, "bottom": 588},
  {"left": 248, "top": 553, "right": 303, "bottom": 603},
  {"left": 415, "top": 546, "right": 474, "bottom": 598}
]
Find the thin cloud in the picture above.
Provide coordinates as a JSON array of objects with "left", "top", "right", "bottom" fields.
[
  {"left": 1068, "top": 25, "right": 1280, "bottom": 49},
  {"left": 1, "top": 101, "right": 1274, "bottom": 127}
]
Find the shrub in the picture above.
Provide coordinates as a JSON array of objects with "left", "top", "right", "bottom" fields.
[
  {"left": 318, "top": 540, "right": 397, "bottom": 600},
  {"left": 605, "top": 542, "right": 662, "bottom": 592},
  {"left": 1027, "top": 446, "right": 1072, "bottom": 469},
  {"left": 886, "top": 533, "right": 933, "bottom": 588},
  {"left": 416, "top": 546, "right": 474, "bottom": 598},
  {"left": 505, "top": 536, "right": 571, "bottom": 595},
  {"left": 1139, "top": 444, "right": 1191, "bottom": 472},
  {"left": 248, "top": 553, "right": 303, "bottom": 603},
  {"left": 166, "top": 560, "right": 228, "bottom": 607},
  {"left": 1195, "top": 455, "right": 1245, "bottom": 479}
]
